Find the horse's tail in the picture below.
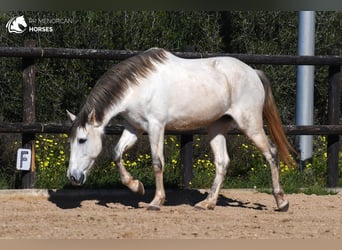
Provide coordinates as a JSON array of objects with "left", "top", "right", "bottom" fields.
[{"left": 256, "top": 70, "right": 296, "bottom": 167}]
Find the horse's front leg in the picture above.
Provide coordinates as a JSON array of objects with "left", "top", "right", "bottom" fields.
[
  {"left": 147, "top": 123, "right": 166, "bottom": 211},
  {"left": 195, "top": 119, "right": 231, "bottom": 210},
  {"left": 114, "top": 126, "right": 144, "bottom": 195},
  {"left": 195, "top": 133, "right": 229, "bottom": 210}
]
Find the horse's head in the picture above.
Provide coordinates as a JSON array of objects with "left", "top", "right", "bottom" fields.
[{"left": 66, "top": 110, "right": 104, "bottom": 185}]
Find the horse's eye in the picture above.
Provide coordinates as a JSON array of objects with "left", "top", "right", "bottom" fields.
[{"left": 78, "top": 138, "right": 87, "bottom": 144}]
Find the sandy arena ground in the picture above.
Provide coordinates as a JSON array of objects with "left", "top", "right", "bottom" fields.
[{"left": 0, "top": 188, "right": 341, "bottom": 239}]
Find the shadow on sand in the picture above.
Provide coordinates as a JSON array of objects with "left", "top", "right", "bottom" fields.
[{"left": 47, "top": 188, "right": 267, "bottom": 211}]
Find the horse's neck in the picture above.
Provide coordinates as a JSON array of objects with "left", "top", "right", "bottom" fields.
[{"left": 101, "top": 103, "right": 125, "bottom": 127}]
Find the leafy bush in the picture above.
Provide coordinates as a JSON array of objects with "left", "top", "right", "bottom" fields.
[
  {"left": 34, "top": 134, "right": 69, "bottom": 188},
  {"left": 32, "top": 132, "right": 341, "bottom": 194}
]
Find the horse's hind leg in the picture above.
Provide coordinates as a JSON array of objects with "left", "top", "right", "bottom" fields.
[
  {"left": 114, "top": 125, "right": 144, "bottom": 195},
  {"left": 248, "top": 131, "right": 289, "bottom": 211},
  {"left": 235, "top": 115, "right": 289, "bottom": 211},
  {"left": 195, "top": 118, "right": 231, "bottom": 210}
]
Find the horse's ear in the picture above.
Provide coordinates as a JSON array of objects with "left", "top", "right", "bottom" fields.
[
  {"left": 66, "top": 110, "right": 76, "bottom": 122},
  {"left": 88, "top": 109, "right": 101, "bottom": 127}
]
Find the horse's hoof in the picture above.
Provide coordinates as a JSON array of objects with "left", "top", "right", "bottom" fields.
[
  {"left": 275, "top": 200, "right": 289, "bottom": 212},
  {"left": 136, "top": 180, "right": 145, "bottom": 195},
  {"left": 194, "top": 200, "right": 215, "bottom": 210},
  {"left": 130, "top": 180, "right": 145, "bottom": 195},
  {"left": 147, "top": 205, "right": 161, "bottom": 211}
]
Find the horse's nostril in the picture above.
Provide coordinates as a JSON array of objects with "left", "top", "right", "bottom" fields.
[
  {"left": 79, "top": 173, "right": 85, "bottom": 184},
  {"left": 71, "top": 175, "right": 77, "bottom": 184}
]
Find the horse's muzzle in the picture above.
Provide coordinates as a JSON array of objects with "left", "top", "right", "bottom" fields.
[{"left": 69, "top": 171, "right": 85, "bottom": 186}]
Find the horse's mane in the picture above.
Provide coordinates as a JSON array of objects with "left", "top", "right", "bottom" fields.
[{"left": 71, "top": 48, "right": 168, "bottom": 136}]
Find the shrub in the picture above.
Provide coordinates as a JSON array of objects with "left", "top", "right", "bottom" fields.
[
  {"left": 32, "top": 132, "right": 341, "bottom": 194},
  {"left": 34, "top": 134, "right": 69, "bottom": 189}
]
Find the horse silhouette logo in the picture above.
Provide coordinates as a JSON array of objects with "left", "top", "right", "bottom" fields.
[{"left": 6, "top": 15, "right": 27, "bottom": 34}]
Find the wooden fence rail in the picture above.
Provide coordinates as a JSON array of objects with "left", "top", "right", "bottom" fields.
[
  {"left": 0, "top": 42, "right": 340, "bottom": 188},
  {"left": 1, "top": 46, "right": 342, "bottom": 65},
  {"left": 1, "top": 123, "right": 342, "bottom": 136}
]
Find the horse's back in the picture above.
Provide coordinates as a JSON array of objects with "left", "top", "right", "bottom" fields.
[{"left": 163, "top": 53, "right": 265, "bottom": 112}]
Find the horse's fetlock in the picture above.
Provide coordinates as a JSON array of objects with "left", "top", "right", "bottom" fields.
[{"left": 272, "top": 188, "right": 283, "bottom": 197}]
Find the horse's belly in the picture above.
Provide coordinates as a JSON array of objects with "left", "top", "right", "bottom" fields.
[
  {"left": 164, "top": 84, "right": 229, "bottom": 130},
  {"left": 165, "top": 102, "right": 227, "bottom": 131},
  {"left": 165, "top": 117, "right": 218, "bottom": 131}
]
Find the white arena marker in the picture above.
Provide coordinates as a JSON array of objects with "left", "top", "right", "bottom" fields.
[{"left": 16, "top": 148, "right": 31, "bottom": 171}]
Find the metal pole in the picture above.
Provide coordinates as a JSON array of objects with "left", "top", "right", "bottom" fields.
[{"left": 296, "top": 11, "right": 315, "bottom": 169}]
